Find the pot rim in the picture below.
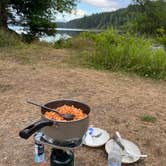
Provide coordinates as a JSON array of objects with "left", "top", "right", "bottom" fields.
[{"left": 42, "top": 99, "right": 90, "bottom": 123}]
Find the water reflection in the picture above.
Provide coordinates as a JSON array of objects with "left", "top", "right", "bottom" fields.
[
  {"left": 40, "top": 33, "right": 71, "bottom": 43},
  {"left": 40, "top": 28, "right": 102, "bottom": 43},
  {"left": 8, "top": 25, "right": 103, "bottom": 43}
]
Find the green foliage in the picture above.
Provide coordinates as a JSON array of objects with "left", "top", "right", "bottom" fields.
[
  {"left": 0, "top": 29, "right": 23, "bottom": 47},
  {"left": 64, "top": 29, "right": 166, "bottom": 80},
  {"left": 0, "top": 0, "right": 77, "bottom": 41},
  {"left": 54, "top": 39, "right": 72, "bottom": 49},
  {"left": 57, "top": 5, "right": 139, "bottom": 29},
  {"left": 156, "top": 28, "right": 165, "bottom": 37},
  {"left": 54, "top": 32, "right": 96, "bottom": 49},
  {"left": 156, "top": 36, "right": 166, "bottom": 49},
  {"left": 140, "top": 115, "right": 157, "bottom": 123},
  {"left": 58, "top": 1, "right": 166, "bottom": 36},
  {"left": 133, "top": 0, "right": 166, "bottom": 35}
]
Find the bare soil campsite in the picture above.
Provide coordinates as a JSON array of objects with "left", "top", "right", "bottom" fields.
[{"left": 0, "top": 45, "right": 166, "bottom": 166}]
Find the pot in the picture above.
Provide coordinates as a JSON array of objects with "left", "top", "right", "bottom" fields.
[{"left": 19, "top": 100, "right": 90, "bottom": 142}]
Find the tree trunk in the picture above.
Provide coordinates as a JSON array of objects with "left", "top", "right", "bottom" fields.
[{"left": 0, "top": 2, "right": 8, "bottom": 30}]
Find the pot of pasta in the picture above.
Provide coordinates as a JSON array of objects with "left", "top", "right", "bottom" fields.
[{"left": 19, "top": 100, "right": 90, "bottom": 143}]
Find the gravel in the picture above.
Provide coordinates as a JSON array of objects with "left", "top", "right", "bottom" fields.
[{"left": 0, "top": 59, "right": 166, "bottom": 166}]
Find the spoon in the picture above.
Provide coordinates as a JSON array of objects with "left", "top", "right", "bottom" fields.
[
  {"left": 114, "top": 132, "right": 148, "bottom": 159},
  {"left": 27, "top": 101, "right": 75, "bottom": 121},
  {"left": 122, "top": 154, "right": 148, "bottom": 158},
  {"left": 113, "top": 136, "right": 147, "bottom": 158}
]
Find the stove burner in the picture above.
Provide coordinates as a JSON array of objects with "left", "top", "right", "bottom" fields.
[{"left": 40, "top": 134, "right": 83, "bottom": 149}]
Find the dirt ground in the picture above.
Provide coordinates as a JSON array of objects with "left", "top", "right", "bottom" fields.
[{"left": 0, "top": 48, "right": 166, "bottom": 166}]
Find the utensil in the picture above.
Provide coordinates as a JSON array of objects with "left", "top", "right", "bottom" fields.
[
  {"left": 105, "top": 139, "right": 141, "bottom": 164},
  {"left": 113, "top": 135, "right": 134, "bottom": 159},
  {"left": 122, "top": 154, "right": 147, "bottom": 158},
  {"left": 115, "top": 132, "right": 134, "bottom": 158},
  {"left": 27, "top": 100, "right": 75, "bottom": 121},
  {"left": 112, "top": 135, "right": 125, "bottom": 150},
  {"left": 19, "top": 100, "right": 90, "bottom": 141},
  {"left": 115, "top": 132, "right": 147, "bottom": 159},
  {"left": 113, "top": 134, "right": 135, "bottom": 159}
]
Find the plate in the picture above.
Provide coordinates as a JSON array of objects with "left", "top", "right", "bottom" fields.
[
  {"left": 83, "top": 128, "right": 110, "bottom": 147},
  {"left": 105, "top": 139, "right": 141, "bottom": 164}
]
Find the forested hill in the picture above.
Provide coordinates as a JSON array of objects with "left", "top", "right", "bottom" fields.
[{"left": 57, "top": 5, "right": 140, "bottom": 29}]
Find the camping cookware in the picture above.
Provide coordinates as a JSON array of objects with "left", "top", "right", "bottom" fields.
[
  {"left": 19, "top": 100, "right": 90, "bottom": 142},
  {"left": 27, "top": 100, "right": 75, "bottom": 121}
]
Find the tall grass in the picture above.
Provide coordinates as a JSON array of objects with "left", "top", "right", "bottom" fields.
[
  {"left": 59, "top": 29, "right": 166, "bottom": 80},
  {"left": 0, "top": 29, "right": 23, "bottom": 48},
  {"left": 157, "top": 36, "right": 166, "bottom": 49},
  {"left": 54, "top": 32, "right": 95, "bottom": 50}
]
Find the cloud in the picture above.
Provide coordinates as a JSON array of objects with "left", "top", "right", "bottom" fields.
[
  {"left": 55, "top": 1, "right": 132, "bottom": 22},
  {"left": 81, "top": 0, "right": 122, "bottom": 11},
  {"left": 71, "top": 9, "right": 86, "bottom": 16},
  {"left": 82, "top": 0, "right": 111, "bottom": 7},
  {"left": 56, "top": 9, "right": 86, "bottom": 22}
]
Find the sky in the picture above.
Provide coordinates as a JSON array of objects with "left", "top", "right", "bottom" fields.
[{"left": 56, "top": 0, "right": 132, "bottom": 22}]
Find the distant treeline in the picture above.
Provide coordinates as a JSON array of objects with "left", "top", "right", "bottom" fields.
[{"left": 56, "top": 4, "right": 140, "bottom": 29}]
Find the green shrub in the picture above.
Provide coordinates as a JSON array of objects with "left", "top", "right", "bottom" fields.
[
  {"left": 54, "top": 38, "right": 72, "bottom": 49},
  {"left": 54, "top": 32, "right": 96, "bottom": 50},
  {"left": 156, "top": 36, "right": 166, "bottom": 49},
  {"left": 68, "top": 29, "right": 166, "bottom": 80}
]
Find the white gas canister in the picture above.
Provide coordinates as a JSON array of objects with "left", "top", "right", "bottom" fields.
[{"left": 34, "top": 132, "right": 45, "bottom": 164}]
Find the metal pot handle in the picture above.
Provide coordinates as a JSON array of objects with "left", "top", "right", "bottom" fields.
[{"left": 19, "top": 119, "right": 53, "bottom": 139}]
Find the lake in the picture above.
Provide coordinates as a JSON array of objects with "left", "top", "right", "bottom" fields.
[
  {"left": 40, "top": 28, "right": 103, "bottom": 42},
  {"left": 8, "top": 25, "right": 103, "bottom": 43}
]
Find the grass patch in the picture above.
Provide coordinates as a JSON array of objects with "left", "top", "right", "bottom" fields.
[
  {"left": 0, "top": 84, "right": 12, "bottom": 92},
  {"left": 0, "top": 29, "right": 55, "bottom": 65},
  {"left": 140, "top": 115, "right": 157, "bottom": 123},
  {"left": 54, "top": 32, "right": 95, "bottom": 50},
  {"left": 156, "top": 36, "right": 166, "bottom": 50},
  {"left": 0, "top": 29, "right": 25, "bottom": 48},
  {"left": 58, "top": 29, "right": 166, "bottom": 80}
]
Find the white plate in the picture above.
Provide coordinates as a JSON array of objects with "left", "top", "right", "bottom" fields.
[
  {"left": 105, "top": 139, "right": 141, "bottom": 164},
  {"left": 83, "top": 128, "right": 110, "bottom": 147}
]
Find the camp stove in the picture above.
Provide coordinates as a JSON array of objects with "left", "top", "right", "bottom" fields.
[
  {"left": 19, "top": 100, "right": 91, "bottom": 166},
  {"left": 38, "top": 133, "right": 84, "bottom": 166},
  {"left": 40, "top": 134, "right": 83, "bottom": 150}
]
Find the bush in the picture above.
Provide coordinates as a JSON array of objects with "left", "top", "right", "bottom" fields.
[
  {"left": 76, "top": 29, "right": 166, "bottom": 80},
  {"left": 54, "top": 32, "right": 96, "bottom": 50},
  {"left": 54, "top": 38, "right": 72, "bottom": 49},
  {"left": 156, "top": 36, "right": 166, "bottom": 49}
]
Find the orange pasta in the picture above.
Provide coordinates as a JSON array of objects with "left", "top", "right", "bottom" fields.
[{"left": 44, "top": 105, "right": 87, "bottom": 121}]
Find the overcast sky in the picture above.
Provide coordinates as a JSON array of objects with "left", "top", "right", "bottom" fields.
[{"left": 56, "top": 0, "right": 132, "bottom": 22}]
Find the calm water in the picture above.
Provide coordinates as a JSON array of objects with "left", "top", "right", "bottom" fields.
[
  {"left": 40, "top": 28, "right": 103, "bottom": 42},
  {"left": 8, "top": 25, "right": 103, "bottom": 43}
]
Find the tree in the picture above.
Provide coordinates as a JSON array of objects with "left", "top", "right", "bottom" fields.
[
  {"left": 0, "top": 0, "right": 77, "bottom": 39},
  {"left": 0, "top": 0, "right": 9, "bottom": 29},
  {"left": 132, "top": 0, "right": 166, "bottom": 35}
]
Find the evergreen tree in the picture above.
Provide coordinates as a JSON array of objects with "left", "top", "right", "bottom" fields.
[
  {"left": 133, "top": 0, "right": 166, "bottom": 34},
  {"left": 0, "top": 0, "right": 77, "bottom": 39}
]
